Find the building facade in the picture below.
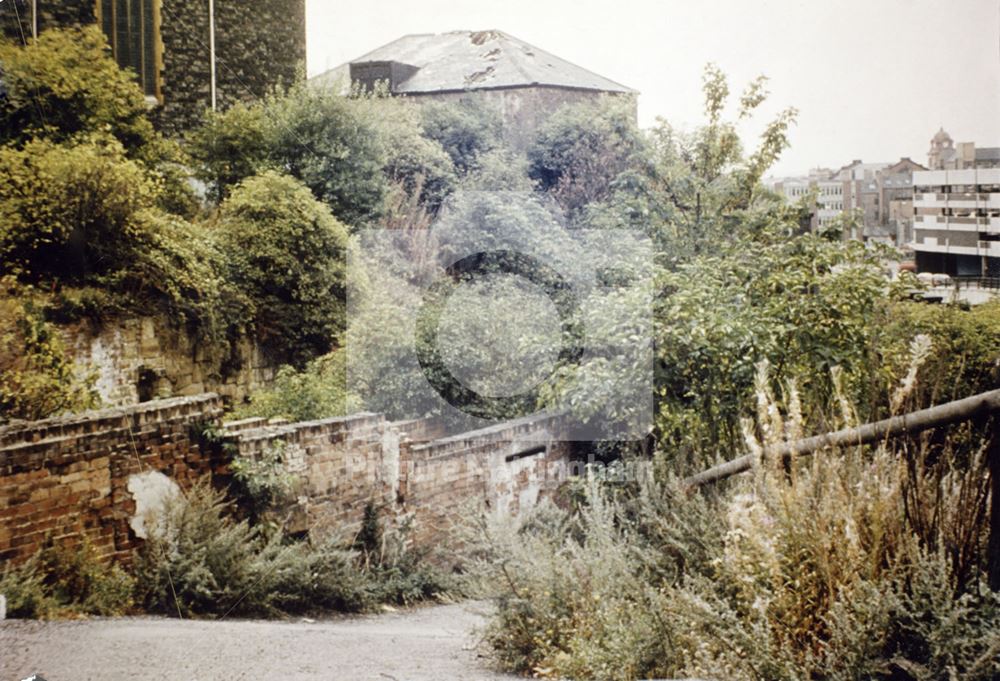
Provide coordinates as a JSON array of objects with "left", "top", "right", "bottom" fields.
[
  {"left": 312, "top": 30, "right": 638, "bottom": 151},
  {"left": 912, "top": 168, "right": 1000, "bottom": 277},
  {"left": 1, "top": 0, "right": 306, "bottom": 134},
  {"left": 927, "top": 128, "right": 1000, "bottom": 170},
  {"left": 769, "top": 169, "right": 844, "bottom": 230}
]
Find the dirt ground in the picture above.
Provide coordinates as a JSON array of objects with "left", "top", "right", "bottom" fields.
[{"left": 0, "top": 601, "right": 520, "bottom": 681}]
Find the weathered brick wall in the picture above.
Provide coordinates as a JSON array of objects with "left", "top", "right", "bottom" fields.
[
  {"left": 0, "top": 0, "right": 306, "bottom": 135},
  {"left": 223, "top": 411, "right": 572, "bottom": 544},
  {"left": 60, "top": 315, "right": 275, "bottom": 408},
  {"left": 1, "top": 392, "right": 572, "bottom": 566},
  {"left": 0, "top": 394, "right": 223, "bottom": 564},
  {"left": 400, "top": 414, "right": 571, "bottom": 545},
  {"left": 224, "top": 413, "right": 398, "bottom": 536}
]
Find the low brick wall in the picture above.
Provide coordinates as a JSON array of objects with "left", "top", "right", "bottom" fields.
[
  {"left": 0, "top": 395, "right": 224, "bottom": 564},
  {"left": 401, "top": 414, "right": 571, "bottom": 545},
  {"left": 1, "top": 395, "right": 574, "bottom": 566}
]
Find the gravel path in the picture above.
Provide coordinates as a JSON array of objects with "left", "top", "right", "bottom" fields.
[{"left": 0, "top": 601, "right": 519, "bottom": 681}]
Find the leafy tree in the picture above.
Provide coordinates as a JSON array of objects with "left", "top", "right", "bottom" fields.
[
  {"left": 215, "top": 171, "right": 349, "bottom": 366},
  {"left": 527, "top": 95, "right": 646, "bottom": 215},
  {"left": 419, "top": 98, "right": 503, "bottom": 174},
  {"left": 0, "top": 26, "right": 157, "bottom": 154},
  {"left": 190, "top": 85, "right": 388, "bottom": 227}
]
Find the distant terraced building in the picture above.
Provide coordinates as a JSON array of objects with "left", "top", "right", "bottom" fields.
[{"left": 311, "top": 29, "right": 637, "bottom": 150}]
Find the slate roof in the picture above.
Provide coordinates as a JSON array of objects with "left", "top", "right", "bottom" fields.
[{"left": 311, "top": 30, "right": 636, "bottom": 95}]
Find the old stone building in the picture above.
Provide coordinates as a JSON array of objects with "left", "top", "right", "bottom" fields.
[
  {"left": 927, "top": 128, "right": 1000, "bottom": 170},
  {"left": 311, "top": 30, "right": 638, "bottom": 151},
  {"left": 1, "top": 0, "right": 306, "bottom": 133}
]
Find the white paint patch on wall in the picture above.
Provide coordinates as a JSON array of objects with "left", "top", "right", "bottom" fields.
[{"left": 127, "top": 470, "right": 182, "bottom": 539}]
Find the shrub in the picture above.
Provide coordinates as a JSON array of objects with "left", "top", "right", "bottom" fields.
[
  {"left": 231, "top": 351, "right": 350, "bottom": 422},
  {"left": 0, "top": 26, "right": 157, "bottom": 156},
  {"left": 469, "top": 365, "right": 1000, "bottom": 680},
  {"left": 228, "top": 441, "right": 295, "bottom": 523},
  {"left": 0, "top": 137, "right": 156, "bottom": 284},
  {"left": 0, "top": 539, "right": 134, "bottom": 618},
  {"left": 134, "top": 479, "right": 371, "bottom": 616},
  {"left": 0, "top": 280, "right": 98, "bottom": 420},
  {"left": 190, "top": 85, "right": 387, "bottom": 225},
  {"left": 527, "top": 96, "right": 645, "bottom": 214},
  {"left": 419, "top": 98, "right": 503, "bottom": 174},
  {"left": 215, "top": 171, "right": 349, "bottom": 366}
]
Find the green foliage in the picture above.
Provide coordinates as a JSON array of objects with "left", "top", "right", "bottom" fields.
[
  {"left": 527, "top": 96, "right": 646, "bottom": 214},
  {"left": 353, "top": 94, "right": 457, "bottom": 211},
  {"left": 0, "top": 539, "right": 134, "bottom": 618},
  {"left": 0, "top": 26, "right": 157, "bottom": 156},
  {"left": 419, "top": 98, "right": 503, "bottom": 174},
  {"left": 134, "top": 479, "right": 370, "bottom": 617},
  {"left": 470, "top": 376, "right": 999, "bottom": 681},
  {"left": 232, "top": 352, "right": 350, "bottom": 422},
  {"left": 0, "top": 137, "right": 157, "bottom": 284},
  {"left": 0, "top": 281, "right": 98, "bottom": 420},
  {"left": 134, "top": 479, "right": 449, "bottom": 616},
  {"left": 190, "top": 85, "right": 388, "bottom": 225},
  {"left": 215, "top": 171, "right": 349, "bottom": 366},
  {"left": 229, "top": 441, "right": 294, "bottom": 522}
]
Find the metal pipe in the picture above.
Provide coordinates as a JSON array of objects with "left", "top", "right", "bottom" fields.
[{"left": 208, "top": 0, "right": 217, "bottom": 111}]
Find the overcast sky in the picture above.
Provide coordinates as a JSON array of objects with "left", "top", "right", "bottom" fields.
[{"left": 305, "top": 0, "right": 1000, "bottom": 177}]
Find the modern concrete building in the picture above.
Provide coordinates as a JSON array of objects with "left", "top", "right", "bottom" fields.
[
  {"left": 912, "top": 168, "right": 1000, "bottom": 277},
  {"left": 311, "top": 30, "right": 638, "bottom": 151},
  {"left": 1, "top": 0, "right": 306, "bottom": 133}
]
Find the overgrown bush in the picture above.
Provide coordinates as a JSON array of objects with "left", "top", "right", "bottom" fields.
[
  {"left": 190, "top": 84, "right": 388, "bottom": 226},
  {"left": 468, "top": 362, "right": 1000, "bottom": 680},
  {"left": 527, "top": 96, "right": 646, "bottom": 214},
  {"left": 0, "top": 279, "right": 98, "bottom": 420},
  {"left": 0, "top": 137, "right": 157, "bottom": 284},
  {"left": 215, "top": 171, "right": 349, "bottom": 366},
  {"left": 419, "top": 98, "right": 503, "bottom": 174},
  {"left": 0, "top": 26, "right": 157, "bottom": 156},
  {"left": 135, "top": 480, "right": 450, "bottom": 617},
  {"left": 134, "top": 479, "right": 370, "bottom": 617},
  {"left": 0, "top": 539, "right": 134, "bottom": 618},
  {"left": 231, "top": 351, "right": 350, "bottom": 422}
]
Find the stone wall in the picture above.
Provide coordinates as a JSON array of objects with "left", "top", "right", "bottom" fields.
[
  {"left": 0, "top": 394, "right": 223, "bottom": 564},
  {"left": 59, "top": 316, "right": 275, "bottom": 408}
]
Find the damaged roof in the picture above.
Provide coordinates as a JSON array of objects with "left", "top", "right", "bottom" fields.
[{"left": 311, "top": 30, "right": 636, "bottom": 94}]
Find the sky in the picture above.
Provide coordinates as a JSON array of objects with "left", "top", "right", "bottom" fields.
[{"left": 305, "top": 0, "right": 1000, "bottom": 177}]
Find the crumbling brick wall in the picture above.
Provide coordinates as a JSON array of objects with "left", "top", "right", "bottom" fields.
[{"left": 0, "top": 394, "right": 224, "bottom": 564}]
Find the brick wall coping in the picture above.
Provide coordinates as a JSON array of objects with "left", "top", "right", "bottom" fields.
[{"left": 0, "top": 394, "right": 222, "bottom": 450}]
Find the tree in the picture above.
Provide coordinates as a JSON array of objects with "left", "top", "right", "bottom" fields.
[
  {"left": 189, "top": 85, "right": 389, "bottom": 227},
  {"left": 527, "top": 96, "right": 646, "bottom": 215},
  {"left": 419, "top": 98, "right": 503, "bottom": 174},
  {"left": 0, "top": 26, "right": 157, "bottom": 155},
  {"left": 215, "top": 171, "right": 350, "bottom": 366}
]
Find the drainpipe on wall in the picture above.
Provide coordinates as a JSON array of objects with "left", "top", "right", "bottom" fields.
[{"left": 208, "top": 0, "right": 217, "bottom": 111}]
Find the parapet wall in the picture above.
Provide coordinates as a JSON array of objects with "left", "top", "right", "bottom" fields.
[
  {"left": 0, "top": 395, "right": 224, "bottom": 564},
  {"left": 1, "top": 395, "right": 574, "bottom": 566}
]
